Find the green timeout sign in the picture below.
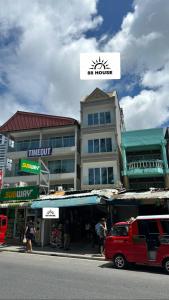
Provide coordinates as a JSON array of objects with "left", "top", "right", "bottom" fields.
[
  {"left": 20, "top": 159, "right": 41, "bottom": 174},
  {"left": 0, "top": 186, "right": 39, "bottom": 201}
]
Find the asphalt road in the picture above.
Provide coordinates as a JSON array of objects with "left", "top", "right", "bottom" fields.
[{"left": 0, "top": 252, "right": 169, "bottom": 300}]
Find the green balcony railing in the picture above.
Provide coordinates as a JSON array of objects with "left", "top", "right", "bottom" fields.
[{"left": 126, "top": 160, "right": 164, "bottom": 177}]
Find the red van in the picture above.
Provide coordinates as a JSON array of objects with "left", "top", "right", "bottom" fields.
[
  {"left": 105, "top": 215, "right": 169, "bottom": 273},
  {"left": 0, "top": 215, "right": 8, "bottom": 245}
]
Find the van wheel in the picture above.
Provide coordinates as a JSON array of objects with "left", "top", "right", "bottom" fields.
[
  {"left": 113, "top": 254, "right": 127, "bottom": 269},
  {"left": 163, "top": 258, "right": 169, "bottom": 274}
]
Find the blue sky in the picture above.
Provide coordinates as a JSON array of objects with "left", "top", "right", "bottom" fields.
[
  {"left": 0, "top": 0, "right": 169, "bottom": 130},
  {"left": 87, "top": 0, "right": 133, "bottom": 38}
]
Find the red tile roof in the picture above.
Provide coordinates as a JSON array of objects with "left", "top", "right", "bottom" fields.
[{"left": 0, "top": 111, "right": 79, "bottom": 133}]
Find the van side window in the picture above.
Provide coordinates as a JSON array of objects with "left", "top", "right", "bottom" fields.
[
  {"left": 1, "top": 219, "right": 6, "bottom": 226},
  {"left": 160, "top": 221, "right": 169, "bottom": 234},
  {"left": 111, "top": 225, "right": 129, "bottom": 236},
  {"left": 138, "top": 220, "right": 159, "bottom": 235}
]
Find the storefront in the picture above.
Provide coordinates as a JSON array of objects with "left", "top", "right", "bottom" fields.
[
  {"left": 0, "top": 185, "right": 40, "bottom": 244},
  {"left": 31, "top": 193, "right": 111, "bottom": 247}
]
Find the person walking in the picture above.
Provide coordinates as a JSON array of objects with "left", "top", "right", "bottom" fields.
[
  {"left": 24, "top": 220, "right": 36, "bottom": 253},
  {"left": 63, "top": 219, "right": 71, "bottom": 250},
  {"left": 97, "top": 218, "right": 107, "bottom": 256}
]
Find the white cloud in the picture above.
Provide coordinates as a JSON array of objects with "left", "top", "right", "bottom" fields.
[
  {"left": 105, "top": 0, "right": 169, "bottom": 129},
  {"left": 0, "top": 0, "right": 169, "bottom": 130},
  {"left": 0, "top": 0, "right": 104, "bottom": 124}
]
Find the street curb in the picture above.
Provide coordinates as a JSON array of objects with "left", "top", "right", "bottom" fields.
[{"left": 0, "top": 248, "right": 105, "bottom": 262}]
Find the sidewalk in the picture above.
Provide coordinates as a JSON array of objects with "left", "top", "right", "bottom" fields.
[{"left": 0, "top": 243, "right": 105, "bottom": 261}]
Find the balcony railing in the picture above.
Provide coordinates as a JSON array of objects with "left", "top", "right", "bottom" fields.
[
  {"left": 127, "top": 160, "right": 163, "bottom": 170},
  {"left": 8, "top": 137, "right": 75, "bottom": 152}
]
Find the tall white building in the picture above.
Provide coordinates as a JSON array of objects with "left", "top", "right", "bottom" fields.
[
  {"left": 0, "top": 134, "right": 7, "bottom": 170},
  {"left": 80, "top": 88, "right": 124, "bottom": 190}
]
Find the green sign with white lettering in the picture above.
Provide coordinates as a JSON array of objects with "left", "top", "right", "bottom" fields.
[
  {"left": 0, "top": 186, "right": 39, "bottom": 201},
  {"left": 20, "top": 159, "right": 41, "bottom": 174}
]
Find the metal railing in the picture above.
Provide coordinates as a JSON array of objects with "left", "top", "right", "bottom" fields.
[{"left": 128, "top": 159, "right": 163, "bottom": 170}]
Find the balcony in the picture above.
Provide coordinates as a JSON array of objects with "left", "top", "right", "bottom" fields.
[{"left": 125, "top": 160, "right": 164, "bottom": 177}]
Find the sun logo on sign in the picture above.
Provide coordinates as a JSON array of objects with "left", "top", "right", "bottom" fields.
[{"left": 90, "top": 57, "right": 110, "bottom": 70}]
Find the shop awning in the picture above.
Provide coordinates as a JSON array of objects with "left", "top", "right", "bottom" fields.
[{"left": 31, "top": 195, "right": 102, "bottom": 209}]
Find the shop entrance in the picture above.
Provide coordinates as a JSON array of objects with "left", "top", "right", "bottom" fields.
[{"left": 59, "top": 204, "right": 108, "bottom": 243}]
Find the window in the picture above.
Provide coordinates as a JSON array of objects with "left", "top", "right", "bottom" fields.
[
  {"left": 63, "top": 136, "right": 75, "bottom": 147},
  {"left": 100, "top": 112, "right": 105, "bottom": 124},
  {"left": 111, "top": 225, "right": 129, "bottom": 236},
  {"left": 49, "top": 136, "right": 75, "bottom": 148},
  {"left": 106, "top": 138, "right": 112, "bottom": 152},
  {"left": 88, "top": 140, "right": 93, "bottom": 153},
  {"left": 88, "top": 138, "right": 112, "bottom": 153},
  {"left": 88, "top": 114, "right": 93, "bottom": 125},
  {"left": 100, "top": 139, "right": 106, "bottom": 152},
  {"left": 88, "top": 112, "right": 111, "bottom": 126},
  {"left": 94, "top": 113, "right": 99, "bottom": 125},
  {"left": 161, "top": 221, "right": 169, "bottom": 234},
  {"left": 88, "top": 167, "right": 113, "bottom": 185},
  {"left": 48, "top": 160, "right": 74, "bottom": 174},
  {"left": 94, "top": 139, "right": 99, "bottom": 153},
  {"left": 105, "top": 112, "right": 111, "bottom": 123}
]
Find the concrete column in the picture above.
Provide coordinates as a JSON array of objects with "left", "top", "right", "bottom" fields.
[
  {"left": 164, "top": 173, "right": 169, "bottom": 189},
  {"left": 74, "top": 126, "right": 78, "bottom": 190},
  {"left": 161, "top": 141, "right": 168, "bottom": 170},
  {"left": 121, "top": 146, "right": 127, "bottom": 175},
  {"left": 123, "top": 175, "right": 129, "bottom": 190}
]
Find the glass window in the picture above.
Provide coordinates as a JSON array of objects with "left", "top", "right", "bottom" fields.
[
  {"left": 50, "top": 137, "right": 62, "bottom": 148},
  {"left": 89, "top": 169, "right": 94, "bottom": 185},
  {"left": 30, "top": 139, "right": 39, "bottom": 149},
  {"left": 100, "top": 139, "right": 106, "bottom": 152},
  {"left": 48, "top": 160, "right": 61, "bottom": 173},
  {"left": 108, "top": 167, "right": 114, "bottom": 184},
  {"left": 105, "top": 112, "right": 111, "bottom": 123},
  {"left": 62, "top": 160, "right": 74, "bottom": 173},
  {"left": 161, "top": 221, "right": 169, "bottom": 234},
  {"left": 88, "top": 114, "right": 93, "bottom": 125},
  {"left": 94, "top": 113, "right": 99, "bottom": 125},
  {"left": 63, "top": 136, "right": 75, "bottom": 147},
  {"left": 88, "top": 140, "right": 93, "bottom": 153},
  {"left": 94, "top": 139, "right": 99, "bottom": 153},
  {"left": 95, "top": 168, "right": 100, "bottom": 184},
  {"left": 101, "top": 168, "right": 107, "bottom": 184},
  {"left": 100, "top": 112, "right": 105, "bottom": 124},
  {"left": 106, "top": 138, "right": 112, "bottom": 152},
  {"left": 111, "top": 225, "right": 129, "bottom": 236}
]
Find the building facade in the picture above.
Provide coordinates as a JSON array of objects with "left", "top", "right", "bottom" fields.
[
  {"left": 0, "top": 111, "right": 80, "bottom": 192},
  {"left": 121, "top": 128, "right": 169, "bottom": 190},
  {"left": 80, "top": 88, "right": 125, "bottom": 190}
]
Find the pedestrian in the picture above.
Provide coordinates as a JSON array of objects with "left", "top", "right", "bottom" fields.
[
  {"left": 24, "top": 220, "right": 36, "bottom": 253},
  {"left": 63, "top": 219, "right": 71, "bottom": 250},
  {"left": 97, "top": 218, "right": 107, "bottom": 256}
]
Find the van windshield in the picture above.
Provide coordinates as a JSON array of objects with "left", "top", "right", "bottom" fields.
[{"left": 111, "top": 225, "right": 129, "bottom": 237}]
